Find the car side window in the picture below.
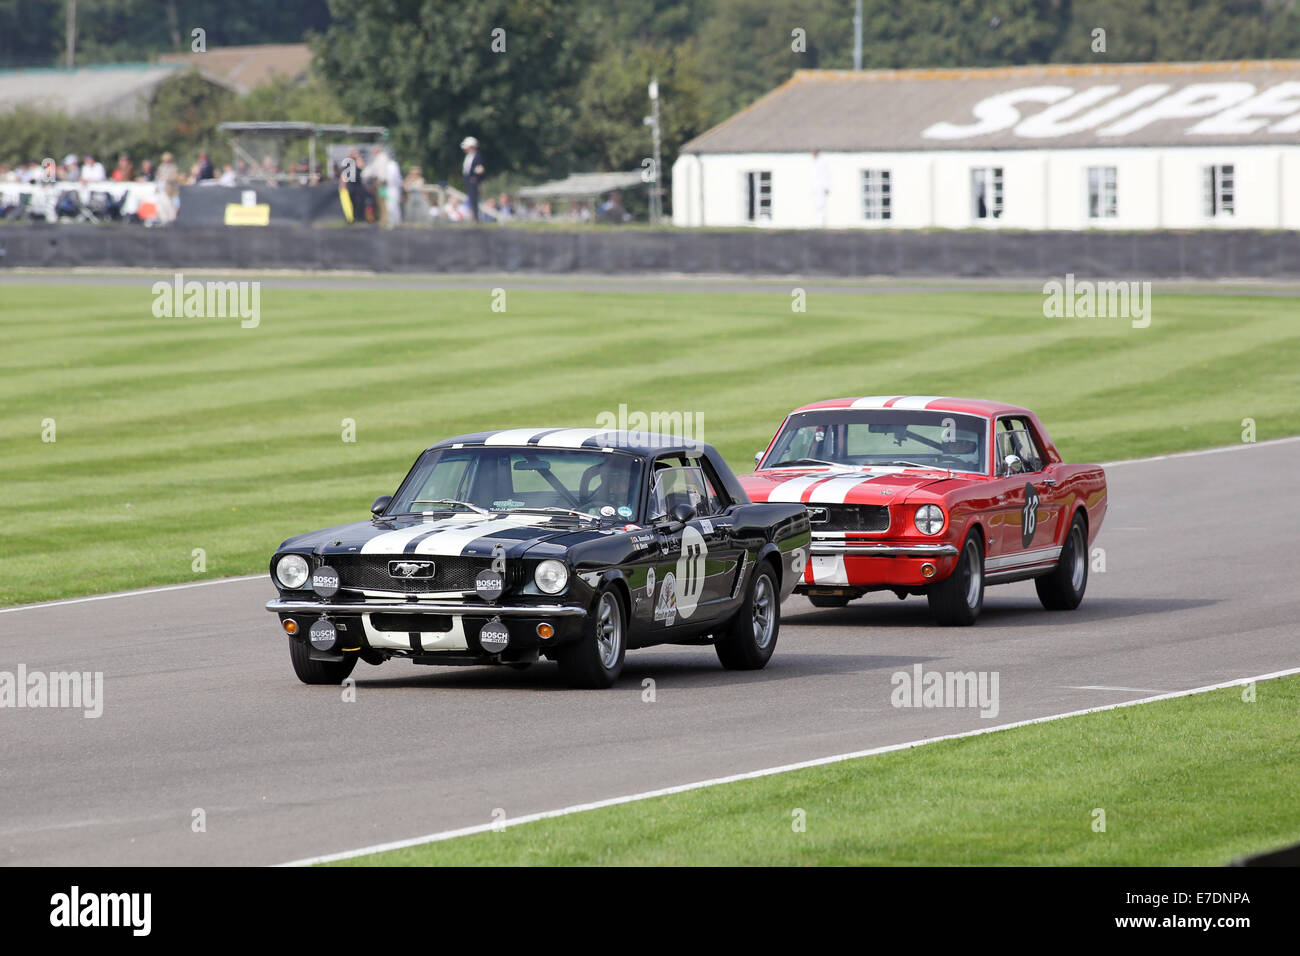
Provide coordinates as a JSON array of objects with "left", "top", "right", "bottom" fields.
[
  {"left": 687, "top": 457, "right": 730, "bottom": 515},
  {"left": 650, "top": 465, "right": 713, "bottom": 519},
  {"left": 996, "top": 417, "right": 1044, "bottom": 474}
]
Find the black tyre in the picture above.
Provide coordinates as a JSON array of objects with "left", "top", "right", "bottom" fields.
[
  {"left": 927, "top": 531, "right": 984, "bottom": 626},
  {"left": 715, "top": 561, "right": 780, "bottom": 670},
  {"left": 289, "top": 639, "right": 358, "bottom": 685},
  {"left": 556, "top": 586, "right": 626, "bottom": 688},
  {"left": 1036, "top": 512, "right": 1088, "bottom": 610},
  {"left": 808, "top": 594, "right": 851, "bottom": 608}
]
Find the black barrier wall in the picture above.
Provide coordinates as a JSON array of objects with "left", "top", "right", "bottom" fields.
[
  {"left": 176, "top": 185, "right": 344, "bottom": 226},
  {"left": 2, "top": 224, "right": 1299, "bottom": 277}
]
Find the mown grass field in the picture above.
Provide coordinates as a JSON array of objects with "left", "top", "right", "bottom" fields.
[
  {"left": 332, "top": 675, "right": 1300, "bottom": 866},
  {"left": 2, "top": 279, "right": 1298, "bottom": 605}
]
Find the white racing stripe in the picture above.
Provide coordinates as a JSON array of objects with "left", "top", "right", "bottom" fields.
[
  {"left": 809, "top": 553, "right": 848, "bottom": 585},
  {"left": 766, "top": 475, "right": 829, "bottom": 502},
  {"left": 849, "top": 395, "right": 901, "bottom": 409},
  {"left": 362, "top": 614, "right": 469, "bottom": 652},
  {"left": 483, "top": 428, "right": 550, "bottom": 446},
  {"left": 360, "top": 517, "right": 470, "bottom": 554},
  {"left": 411, "top": 514, "right": 547, "bottom": 556},
  {"left": 534, "top": 428, "right": 607, "bottom": 448},
  {"left": 277, "top": 665, "right": 1300, "bottom": 866},
  {"left": 804, "top": 470, "right": 905, "bottom": 503},
  {"left": 890, "top": 395, "right": 944, "bottom": 409}
]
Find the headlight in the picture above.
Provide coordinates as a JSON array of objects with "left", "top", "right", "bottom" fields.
[
  {"left": 534, "top": 560, "right": 569, "bottom": 594},
  {"left": 275, "top": 554, "right": 310, "bottom": 589},
  {"left": 914, "top": 505, "right": 945, "bottom": 536}
]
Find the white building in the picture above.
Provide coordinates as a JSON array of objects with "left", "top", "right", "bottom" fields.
[{"left": 672, "top": 61, "right": 1300, "bottom": 230}]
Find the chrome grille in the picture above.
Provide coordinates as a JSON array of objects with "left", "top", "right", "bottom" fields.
[
  {"left": 808, "top": 504, "right": 889, "bottom": 532},
  {"left": 326, "top": 555, "right": 520, "bottom": 593}
]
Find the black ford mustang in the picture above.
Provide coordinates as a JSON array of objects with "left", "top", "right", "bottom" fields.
[{"left": 266, "top": 429, "right": 811, "bottom": 688}]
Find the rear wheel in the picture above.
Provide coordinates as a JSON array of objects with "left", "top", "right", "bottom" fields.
[
  {"left": 289, "top": 639, "right": 358, "bottom": 685},
  {"left": 1036, "top": 512, "right": 1088, "bottom": 610},
  {"left": 715, "top": 561, "right": 780, "bottom": 670},
  {"left": 927, "top": 531, "right": 984, "bottom": 626},
  {"left": 556, "top": 586, "right": 626, "bottom": 688}
]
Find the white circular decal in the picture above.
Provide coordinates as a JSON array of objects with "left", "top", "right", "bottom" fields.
[
  {"left": 674, "top": 525, "right": 708, "bottom": 619},
  {"left": 646, "top": 566, "right": 656, "bottom": 597}
]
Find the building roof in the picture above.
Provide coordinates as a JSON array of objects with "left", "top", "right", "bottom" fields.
[
  {"left": 158, "top": 43, "right": 312, "bottom": 95},
  {"left": 0, "top": 63, "right": 190, "bottom": 120},
  {"left": 681, "top": 61, "right": 1300, "bottom": 153}
]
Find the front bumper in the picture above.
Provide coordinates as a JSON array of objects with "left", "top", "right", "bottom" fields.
[
  {"left": 267, "top": 597, "right": 587, "bottom": 658},
  {"left": 808, "top": 542, "right": 959, "bottom": 557},
  {"left": 800, "top": 537, "right": 961, "bottom": 589},
  {"left": 266, "top": 598, "right": 586, "bottom": 617}
]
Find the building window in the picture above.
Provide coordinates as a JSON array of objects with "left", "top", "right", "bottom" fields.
[
  {"left": 971, "top": 166, "right": 1003, "bottom": 220},
  {"left": 1087, "top": 166, "right": 1117, "bottom": 220},
  {"left": 744, "top": 170, "right": 772, "bottom": 222},
  {"left": 1203, "top": 165, "right": 1234, "bottom": 217},
  {"left": 861, "top": 169, "right": 891, "bottom": 221}
]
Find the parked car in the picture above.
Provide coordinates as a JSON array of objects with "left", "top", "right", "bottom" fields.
[
  {"left": 267, "top": 429, "right": 811, "bottom": 687},
  {"left": 739, "top": 397, "right": 1107, "bottom": 625}
]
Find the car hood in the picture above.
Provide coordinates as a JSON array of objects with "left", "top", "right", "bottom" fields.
[
  {"left": 277, "top": 513, "right": 637, "bottom": 560},
  {"left": 741, "top": 467, "right": 978, "bottom": 505}
]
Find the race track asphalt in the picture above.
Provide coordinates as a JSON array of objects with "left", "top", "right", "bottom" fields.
[{"left": 2, "top": 439, "right": 1295, "bottom": 865}]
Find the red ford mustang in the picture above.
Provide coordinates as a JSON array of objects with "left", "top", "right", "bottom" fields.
[{"left": 740, "top": 397, "right": 1107, "bottom": 625}]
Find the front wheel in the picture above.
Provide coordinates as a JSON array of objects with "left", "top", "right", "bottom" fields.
[
  {"left": 927, "top": 531, "right": 984, "bottom": 626},
  {"left": 1036, "top": 513, "right": 1088, "bottom": 610},
  {"left": 556, "top": 586, "right": 626, "bottom": 688},
  {"left": 289, "top": 639, "right": 358, "bottom": 684},
  {"left": 715, "top": 561, "right": 780, "bottom": 670}
]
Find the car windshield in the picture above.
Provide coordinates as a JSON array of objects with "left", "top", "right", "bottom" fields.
[
  {"left": 387, "top": 447, "right": 644, "bottom": 520},
  {"left": 764, "top": 409, "right": 987, "bottom": 475}
]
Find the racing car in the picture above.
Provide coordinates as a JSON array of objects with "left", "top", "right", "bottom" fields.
[
  {"left": 267, "top": 429, "right": 810, "bottom": 687},
  {"left": 740, "top": 397, "right": 1107, "bottom": 625}
]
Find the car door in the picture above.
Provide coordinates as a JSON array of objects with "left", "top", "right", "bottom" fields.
[
  {"left": 643, "top": 459, "right": 738, "bottom": 631},
  {"left": 990, "top": 415, "right": 1060, "bottom": 569}
]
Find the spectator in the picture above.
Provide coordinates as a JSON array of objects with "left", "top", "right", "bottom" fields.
[
  {"left": 136, "top": 159, "right": 156, "bottom": 183},
  {"left": 460, "top": 136, "right": 485, "bottom": 222},
  {"left": 80, "top": 155, "right": 106, "bottom": 182},
  {"left": 196, "top": 152, "right": 215, "bottom": 181},
  {"left": 218, "top": 164, "right": 236, "bottom": 187},
  {"left": 112, "top": 153, "right": 134, "bottom": 182},
  {"left": 495, "top": 191, "right": 514, "bottom": 221},
  {"left": 597, "top": 190, "right": 631, "bottom": 223},
  {"left": 61, "top": 154, "right": 80, "bottom": 181},
  {"left": 156, "top": 151, "right": 181, "bottom": 211},
  {"left": 343, "top": 150, "right": 370, "bottom": 224},
  {"left": 384, "top": 152, "right": 403, "bottom": 226}
]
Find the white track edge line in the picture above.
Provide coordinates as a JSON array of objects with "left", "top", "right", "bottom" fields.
[
  {"left": 1099, "top": 434, "right": 1300, "bottom": 466},
  {"left": 0, "top": 575, "right": 266, "bottom": 614},
  {"left": 279, "top": 664, "right": 1300, "bottom": 866}
]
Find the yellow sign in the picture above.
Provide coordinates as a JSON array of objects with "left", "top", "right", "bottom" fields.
[{"left": 224, "top": 204, "right": 271, "bottom": 226}]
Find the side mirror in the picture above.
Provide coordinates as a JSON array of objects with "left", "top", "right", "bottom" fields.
[
  {"left": 754, "top": 451, "right": 764, "bottom": 468},
  {"left": 1002, "top": 455, "right": 1023, "bottom": 476},
  {"left": 671, "top": 503, "right": 696, "bottom": 524},
  {"left": 371, "top": 494, "right": 392, "bottom": 516}
]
